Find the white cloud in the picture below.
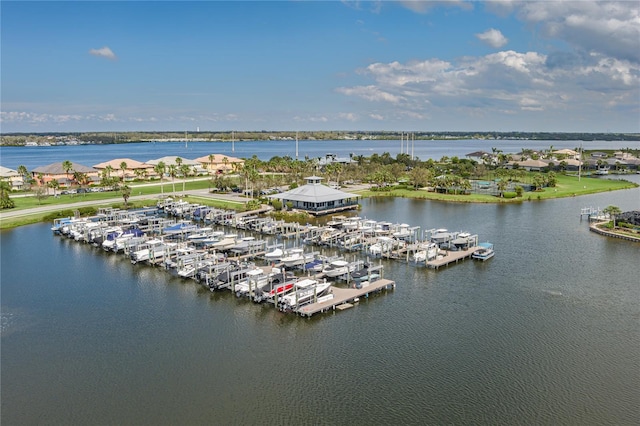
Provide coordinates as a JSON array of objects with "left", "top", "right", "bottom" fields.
[
  {"left": 476, "top": 28, "right": 508, "bottom": 48},
  {"left": 0, "top": 111, "right": 84, "bottom": 123},
  {"left": 89, "top": 46, "right": 117, "bottom": 61},
  {"left": 336, "top": 85, "right": 404, "bottom": 103},
  {"left": 337, "top": 48, "right": 639, "bottom": 123},
  {"left": 514, "top": 1, "right": 640, "bottom": 63},
  {"left": 338, "top": 112, "right": 359, "bottom": 121}
]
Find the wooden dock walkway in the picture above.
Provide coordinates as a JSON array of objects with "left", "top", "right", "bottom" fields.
[
  {"left": 296, "top": 278, "right": 396, "bottom": 317},
  {"left": 425, "top": 247, "right": 481, "bottom": 269}
]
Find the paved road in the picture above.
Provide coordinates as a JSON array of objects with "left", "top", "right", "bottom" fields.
[
  {"left": 0, "top": 188, "right": 247, "bottom": 220},
  {"left": 0, "top": 181, "right": 370, "bottom": 221}
]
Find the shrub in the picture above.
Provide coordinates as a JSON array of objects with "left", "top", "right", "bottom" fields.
[
  {"left": 515, "top": 186, "right": 523, "bottom": 198},
  {"left": 271, "top": 199, "right": 283, "bottom": 210},
  {"left": 503, "top": 192, "right": 517, "bottom": 199}
]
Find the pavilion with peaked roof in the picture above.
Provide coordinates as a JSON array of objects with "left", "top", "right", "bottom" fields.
[{"left": 268, "top": 176, "right": 359, "bottom": 216}]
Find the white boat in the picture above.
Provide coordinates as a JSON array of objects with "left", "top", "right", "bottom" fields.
[
  {"left": 431, "top": 228, "right": 454, "bottom": 244},
  {"left": 281, "top": 248, "right": 314, "bottom": 267},
  {"left": 264, "top": 247, "right": 284, "bottom": 262},
  {"left": 233, "top": 268, "right": 272, "bottom": 297},
  {"left": 209, "top": 234, "right": 238, "bottom": 250},
  {"left": 342, "top": 217, "right": 361, "bottom": 231},
  {"left": 472, "top": 242, "right": 495, "bottom": 261},
  {"left": 186, "top": 227, "right": 215, "bottom": 242},
  {"left": 130, "top": 239, "right": 165, "bottom": 264},
  {"left": 451, "top": 232, "right": 472, "bottom": 249},
  {"left": 326, "top": 215, "right": 347, "bottom": 228},
  {"left": 369, "top": 236, "right": 399, "bottom": 256},
  {"left": 322, "top": 259, "right": 357, "bottom": 278},
  {"left": 412, "top": 242, "right": 439, "bottom": 263},
  {"left": 392, "top": 223, "right": 412, "bottom": 240},
  {"left": 278, "top": 279, "right": 331, "bottom": 310}
]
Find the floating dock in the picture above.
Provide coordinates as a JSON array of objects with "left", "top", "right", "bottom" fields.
[
  {"left": 296, "top": 278, "right": 395, "bottom": 317},
  {"left": 425, "top": 247, "right": 481, "bottom": 269}
]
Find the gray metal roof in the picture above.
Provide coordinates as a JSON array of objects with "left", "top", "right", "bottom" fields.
[
  {"left": 269, "top": 182, "right": 359, "bottom": 203},
  {"left": 32, "top": 162, "right": 97, "bottom": 174}
]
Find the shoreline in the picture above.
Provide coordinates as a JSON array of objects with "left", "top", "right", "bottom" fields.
[
  {"left": 589, "top": 222, "right": 640, "bottom": 242},
  {"left": 2, "top": 173, "right": 637, "bottom": 230}
]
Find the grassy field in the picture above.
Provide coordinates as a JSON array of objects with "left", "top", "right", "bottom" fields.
[
  {"left": 8, "top": 179, "right": 213, "bottom": 211},
  {"left": 355, "top": 174, "right": 638, "bottom": 203},
  {"left": 0, "top": 186, "right": 247, "bottom": 230}
]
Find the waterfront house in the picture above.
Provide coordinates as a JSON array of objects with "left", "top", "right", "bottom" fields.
[
  {"left": 194, "top": 154, "right": 244, "bottom": 174},
  {"left": 146, "top": 156, "right": 206, "bottom": 175},
  {"left": 268, "top": 176, "right": 359, "bottom": 216},
  {"left": 0, "top": 166, "right": 23, "bottom": 190},
  {"left": 552, "top": 149, "right": 580, "bottom": 159},
  {"left": 317, "top": 153, "right": 354, "bottom": 167},
  {"left": 93, "top": 158, "right": 154, "bottom": 181},
  {"left": 506, "top": 158, "right": 549, "bottom": 171},
  {"left": 31, "top": 162, "right": 98, "bottom": 188}
]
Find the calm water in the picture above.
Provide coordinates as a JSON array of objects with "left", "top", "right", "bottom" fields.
[
  {"left": 1, "top": 152, "right": 639, "bottom": 424},
  {"left": 1, "top": 139, "right": 638, "bottom": 170}
]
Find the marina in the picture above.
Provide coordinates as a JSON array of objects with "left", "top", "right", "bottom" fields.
[{"left": 48, "top": 199, "right": 493, "bottom": 317}]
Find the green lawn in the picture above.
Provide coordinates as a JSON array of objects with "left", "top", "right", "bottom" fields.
[
  {"left": 8, "top": 179, "right": 214, "bottom": 210},
  {"left": 356, "top": 174, "right": 638, "bottom": 203}
]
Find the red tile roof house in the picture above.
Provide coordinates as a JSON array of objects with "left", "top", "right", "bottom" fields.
[{"left": 93, "top": 158, "right": 155, "bottom": 181}]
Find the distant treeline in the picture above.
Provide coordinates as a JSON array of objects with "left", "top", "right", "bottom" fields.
[{"left": 1, "top": 130, "right": 638, "bottom": 146}]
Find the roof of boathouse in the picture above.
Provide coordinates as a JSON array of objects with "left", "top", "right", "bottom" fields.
[{"left": 268, "top": 176, "right": 359, "bottom": 203}]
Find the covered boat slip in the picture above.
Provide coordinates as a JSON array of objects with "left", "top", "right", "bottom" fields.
[{"left": 296, "top": 278, "right": 396, "bottom": 317}]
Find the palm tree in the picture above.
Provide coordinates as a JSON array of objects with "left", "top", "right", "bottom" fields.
[
  {"left": 37, "top": 173, "right": 46, "bottom": 194},
  {"left": 154, "top": 162, "right": 166, "bottom": 195},
  {"left": 496, "top": 179, "right": 508, "bottom": 197},
  {"left": 180, "top": 164, "right": 191, "bottom": 193},
  {"left": 603, "top": 205, "right": 622, "bottom": 228},
  {"left": 62, "top": 160, "right": 73, "bottom": 188},
  {"left": 47, "top": 180, "right": 60, "bottom": 197},
  {"left": 208, "top": 154, "right": 215, "bottom": 174},
  {"left": 222, "top": 156, "right": 229, "bottom": 174},
  {"left": 17, "top": 165, "right": 29, "bottom": 189},
  {"left": 120, "top": 161, "right": 128, "bottom": 182},
  {"left": 121, "top": 184, "right": 131, "bottom": 208},
  {"left": 168, "top": 164, "right": 178, "bottom": 194},
  {"left": 134, "top": 168, "right": 147, "bottom": 181},
  {"left": 73, "top": 171, "right": 89, "bottom": 196}
]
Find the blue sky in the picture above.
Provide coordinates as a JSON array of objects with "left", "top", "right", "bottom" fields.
[{"left": 1, "top": 1, "right": 639, "bottom": 133}]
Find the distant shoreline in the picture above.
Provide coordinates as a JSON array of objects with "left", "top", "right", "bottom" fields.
[{"left": 2, "top": 131, "right": 639, "bottom": 147}]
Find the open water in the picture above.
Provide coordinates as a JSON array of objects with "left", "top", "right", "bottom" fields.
[
  {"left": 1, "top": 138, "right": 638, "bottom": 170},
  {"left": 1, "top": 142, "right": 639, "bottom": 425}
]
